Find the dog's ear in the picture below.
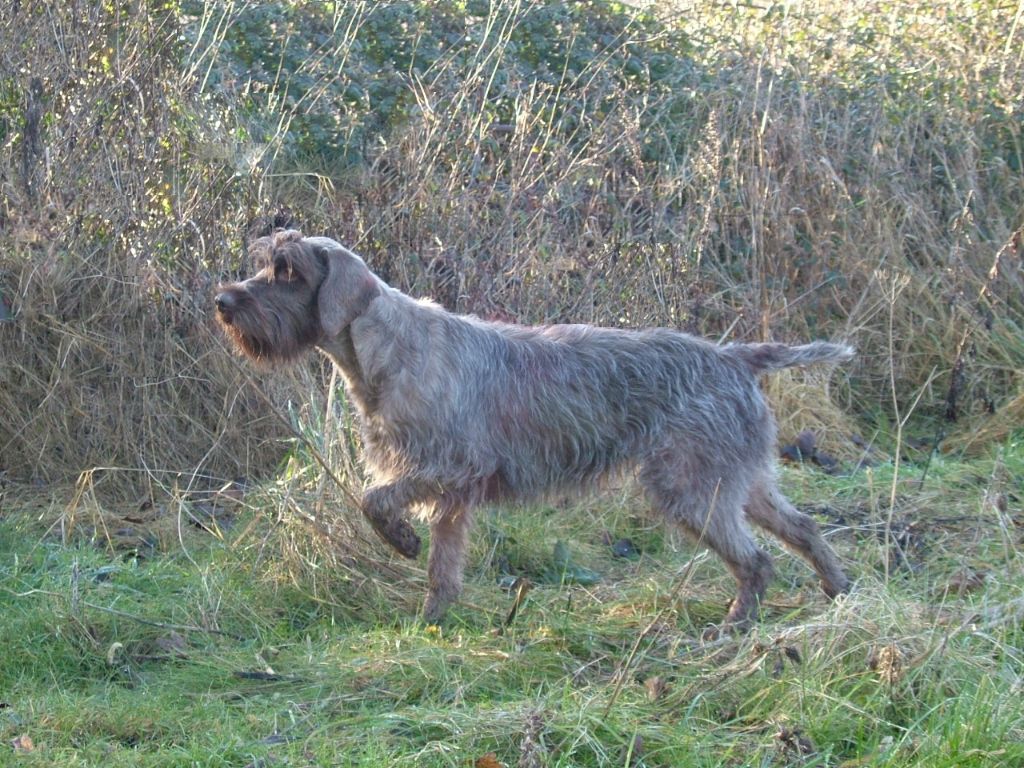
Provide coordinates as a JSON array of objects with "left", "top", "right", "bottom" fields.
[{"left": 311, "top": 239, "right": 381, "bottom": 337}]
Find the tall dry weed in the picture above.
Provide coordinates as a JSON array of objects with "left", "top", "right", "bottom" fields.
[
  {"left": 0, "top": 2, "right": 303, "bottom": 496},
  {"left": 0, "top": 0, "right": 1020, "bottom": 502}
]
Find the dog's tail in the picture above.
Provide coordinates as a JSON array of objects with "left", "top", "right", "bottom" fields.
[{"left": 725, "top": 341, "right": 855, "bottom": 373}]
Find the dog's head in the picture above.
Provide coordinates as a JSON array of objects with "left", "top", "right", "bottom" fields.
[{"left": 215, "top": 229, "right": 380, "bottom": 365}]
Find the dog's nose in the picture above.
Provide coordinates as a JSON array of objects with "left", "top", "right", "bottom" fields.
[{"left": 215, "top": 292, "right": 234, "bottom": 312}]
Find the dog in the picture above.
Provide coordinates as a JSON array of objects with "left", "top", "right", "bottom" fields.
[{"left": 215, "top": 229, "right": 851, "bottom": 629}]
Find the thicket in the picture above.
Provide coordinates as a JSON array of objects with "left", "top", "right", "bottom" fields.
[{"left": 0, "top": 0, "right": 1021, "bottom": 498}]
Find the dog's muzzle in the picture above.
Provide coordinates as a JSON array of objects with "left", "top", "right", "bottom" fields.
[{"left": 214, "top": 291, "right": 237, "bottom": 323}]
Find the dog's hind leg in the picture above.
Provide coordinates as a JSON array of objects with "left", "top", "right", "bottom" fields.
[
  {"left": 744, "top": 475, "right": 849, "bottom": 599},
  {"left": 641, "top": 455, "right": 775, "bottom": 631}
]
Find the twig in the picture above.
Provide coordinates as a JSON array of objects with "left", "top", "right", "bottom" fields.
[
  {"left": 882, "top": 272, "right": 911, "bottom": 583},
  {"left": 502, "top": 577, "right": 533, "bottom": 629}
]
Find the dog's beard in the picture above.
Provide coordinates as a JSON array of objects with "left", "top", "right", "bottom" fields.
[
  {"left": 219, "top": 303, "right": 323, "bottom": 368},
  {"left": 217, "top": 311, "right": 309, "bottom": 366}
]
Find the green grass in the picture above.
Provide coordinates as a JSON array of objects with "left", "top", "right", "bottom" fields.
[{"left": 3, "top": 440, "right": 1024, "bottom": 766}]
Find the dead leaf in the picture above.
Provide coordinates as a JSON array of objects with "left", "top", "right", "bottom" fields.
[
  {"left": 776, "top": 726, "right": 815, "bottom": 756},
  {"left": 106, "top": 641, "right": 125, "bottom": 666},
  {"left": 869, "top": 644, "right": 905, "bottom": 684},
  {"left": 11, "top": 734, "right": 35, "bottom": 752},
  {"left": 503, "top": 577, "right": 532, "bottom": 628},
  {"left": 782, "top": 646, "right": 802, "bottom": 664},
  {"left": 644, "top": 676, "right": 667, "bottom": 702},
  {"left": 475, "top": 752, "right": 504, "bottom": 768}
]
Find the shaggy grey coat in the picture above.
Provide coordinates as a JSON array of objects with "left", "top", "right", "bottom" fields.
[{"left": 215, "top": 229, "right": 852, "bottom": 628}]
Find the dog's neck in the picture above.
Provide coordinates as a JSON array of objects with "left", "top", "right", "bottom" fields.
[
  {"left": 318, "top": 285, "right": 433, "bottom": 416},
  {"left": 318, "top": 323, "right": 380, "bottom": 414}
]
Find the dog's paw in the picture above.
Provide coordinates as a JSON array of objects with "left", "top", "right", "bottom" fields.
[
  {"left": 422, "top": 592, "right": 451, "bottom": 624},
  {"left": 368, "top": 515, "right": 421, "bottom": 559},
  {"left": 822, "top": 573, "right": 851, "bottom": 600}
]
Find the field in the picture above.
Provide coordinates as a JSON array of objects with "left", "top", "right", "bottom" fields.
[
  {"left": 3, "top": 451, "right": 1024, "bottom": 766},
  {"left": 1, "top": 1, "right": 1023, "bottom": 765}
]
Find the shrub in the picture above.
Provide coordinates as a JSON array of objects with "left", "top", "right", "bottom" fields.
[{"left": 0, "top": 0, "right": 1020, "bottom": 495}]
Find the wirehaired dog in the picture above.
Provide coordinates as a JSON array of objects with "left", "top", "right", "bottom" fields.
[{"left": 215, "top": 230, "right": 852, "bottom": 629}]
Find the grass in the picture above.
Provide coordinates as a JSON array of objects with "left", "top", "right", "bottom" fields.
[
  {"left": 0, "top": 0, "right": 1022, "bottom": 764},
  {"left": 3, "top": 437, "right": 1023, "bottom": 766}
]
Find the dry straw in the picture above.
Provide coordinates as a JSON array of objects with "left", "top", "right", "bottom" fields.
[{"left": 1, "top": 1, "right": 1021, "bottom": 509}]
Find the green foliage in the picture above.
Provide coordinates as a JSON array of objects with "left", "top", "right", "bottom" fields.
[
  {"left": 181, "top": 0, "right": 695, "bottom": 168},
  {"left": 176, "top": 0, "right": 1024, "bottom": 185}
]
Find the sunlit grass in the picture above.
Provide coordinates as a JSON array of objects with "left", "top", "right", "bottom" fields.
[
  {"left": 3, "top": 435, "right": 1023, "bottom": 765},
  {"left": 1, "top": 0, "right": 1022, "bottom": 764}
]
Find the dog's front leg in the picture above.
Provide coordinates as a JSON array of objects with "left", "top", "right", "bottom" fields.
[
  {"left": 423, "top": 504, "right": 472, "bottom": 623},
  {"left": 361, "top": 479, "right": 432, "bottom": 559}
]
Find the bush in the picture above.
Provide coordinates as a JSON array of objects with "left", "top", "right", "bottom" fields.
[{"left": 0, "top": 0, "right": 1021, "bottom": 496}]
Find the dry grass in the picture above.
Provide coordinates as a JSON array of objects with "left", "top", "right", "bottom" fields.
[
  {"left": 0, "top": 2, "right": 297, "bottom": 495},
  {"left": 0, "top": 0, "right": 1021, "bottom": 504}
]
